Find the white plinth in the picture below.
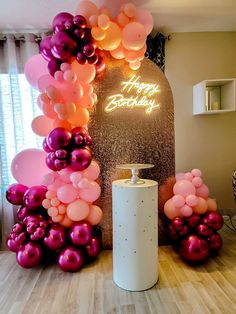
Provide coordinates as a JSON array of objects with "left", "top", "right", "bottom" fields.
[{"left": 112, "top": 179, "right": 158, "bottom": 291}]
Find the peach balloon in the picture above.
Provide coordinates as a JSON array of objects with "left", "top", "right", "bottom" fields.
[
  {"left": 164, "top": 199, "right": 182, "bottom": 220},
  {"left": 117, "top": 12, "right": 130, "bottom": 27},
  {"left": 129, "top": 60, "right": 141, "bottom": 70},
  {"left": 135, "top": 9, "right": 154, "bottom": 35},
  {"left": 41, "top": 101, "right": 57, "bottom": 119},
  {"left": 79, "top": 94, "right": 94, "bottom": 108},
  {"left": 123, "top": 3, "right": 137, "bottom": 18},
  {"left": 122, "top": 22, "right": 146, "bottom": 51},
  {"left": 86, "top": 205, "right": 103, "bottom": 225},
  {"left": 98, "top": 14, "right": 110, "bottom": 30},
  {"left": 83, "top": 160, "right": 100, "bottom": 180},
  {"left": 79, "top": 181, "right": 101, "bottom": 202},
  {"left": 67, "top": 107, "right": 89, "bottom": 126},
  {"left": 60, "top": 214, "right": 73, "bottom": 227},
  {"left": 52, "top": 214, "right": 64, "bottom": 223},
  {"left": 31, "top": 115, "right": 54, "bottom": 136},
  {"left": 53, "top": 118, "right": 72, "bottom": 131},
  {"left": 193, "top": 197, "right": 208, "bottom": 214},
  {"left": 82, "top": 83, "right": 93, "bottom": 95},
  {"left": 76, "top": 0, "right": 99, "bottom": 20},
  {"left": 57, "top": 184, "right": 78, "bottom": 204},
  {"left": 125, "top": 51, "right": 138, "bottom": 62},
  {"left": 67, "top": 199, "right": 90, "bottom": 221},
  {"left": 110, "top": 44, "right": 126, "bottom": 59},
  {"left": 89, "top": 15, "right": 98, "bottom": 27},
  {"left": 71, "top": 62, "right": 96, "bottom": 84},
  {"left": 91, "top": 27, "right": 106, "bottom": 40},
  {"left": 99, "top": 22, "right": 121, "bottom": 51},
  {"left": 206, "top": 198, "right": 217, "bottom": 211}
]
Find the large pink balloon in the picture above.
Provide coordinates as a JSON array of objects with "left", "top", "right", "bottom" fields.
[
  {"left": 67, "top": 199, "right": 90, "bottom": 221},
  {"left": 24, "top": 54, "right": 49, "bottom": 89},
  {"left": 31, "top": 115, "right": 54, "bottom": 137},
  {"left": 173, "top": 180, "right": 196, "bottom": 197},
  {"left": 71, "top": 61, "right": 96, "bottom": 84},
  {"left": 79, "top": 181, "right": 101, "bottom": 202},
  {"left": 135, "top": 9, "right": 154, "bottom": 35},
  {"left": 57, "top": 184, "right": 78, "bottom": 204},
  {"left": 122, "top": 22, "right": 146, "bottom": 51},
  {"left": 82, "top": 160, "right": 100, "bottom": 180},
  {"left": 11, "top": 148, "right": 49, "bottom": 186}
]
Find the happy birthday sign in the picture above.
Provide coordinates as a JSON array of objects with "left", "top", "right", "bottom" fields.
[{"left": 105, "top": 75, "right": 161, "bottom": 114}]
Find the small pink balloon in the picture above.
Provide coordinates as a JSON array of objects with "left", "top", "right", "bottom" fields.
[
  {"left": 196, "top": 184, "right": 209, "bottom": 199},
  {"left": 57, "top": 184, "right": 78, "bottom": 204},
  {"left": 79, "top": 181, "right": 101, "bottom": 203},
  {"left": 172, "top": 194, "right": 185, "bottom": 208},
  {"left": 192, "top": 177, "right": 203, "bottom": 188},
  {"left": 184, "top": 172, "right": 193, "bottom": 181},
  {"left": 58, "top": 168, "right": 74, "bottom": 183},
  {"left": 173, "top": 180, "right": 196, "bottom": 197},
  {"left": 67, "top": 199, "right": 90, "bottom": 221},
  {"left": 24, "top": 54, "right": 49, "bottom": 89},
  {"left": 38, "top": 74, "right": 59, "bottom": 93},
  {"left": 11, "top": 148, "right": 49, "bottom": 187},
  {"left": 185, "top": 194, "right": 198, "bottom": 207},
  {"left": 180, "top": 205, "right": 193, "bottom": 217},
  {"left": 86, "top": 205, "right": 103, "bottom": 225},
  {"left": 47, "top": 177, "right": 64, "bottom": 191},
  {"left": 31, "top": 115, "right": 54, "bottom": 137},
  {"left": 70, "top": 172, "right": 83, "bottom": 184},
  {"left": 191, "top": 168, "right": 202, "bottom": 177},
  {"left": 41, "top": 172, "right": 56, "bottom": 186},
  {"left": 164, "top": 199, "right": 182, "bottom": 220},
  {"left": 78, "top": 178, "right": 90, "bottom": 189},
  {"left": 82, "top": 160, "right": 100, "bottom": 180},
  {"left": 135, "top": 9, "right": 154, "bottom": 35},
  {"left": 175, "top": 173, "right": 185, "bottom": 181}
]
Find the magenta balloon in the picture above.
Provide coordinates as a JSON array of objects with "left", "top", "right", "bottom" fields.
[
  {"left": 184, "top": 213, "right": 201, "bottom": 228},
  {"left": 71, "top": 127, "right": 90, "bottom": 147},
  {"left": 168, "top": 224, "right": 180, "bottom": 241},
  {"left": 6, "top": 183, "right": 28, "bottom": 205},
  {"left": 16, "top": 242, "right": 42, "bottom": 268},
  {"left": 43, "top": 224, "right": 66, "bottom": 251},
  {"left": 85, "top": 237, "right": 101, "bottom": 258},
  {"left": 23, "top": 214, "right": 44, "bottom": 226},
  {"left": 196, "top": 224, "right": 213, "bottom": 237},
  {"left": 17, "top": 206, "right": 32, "bottom": 221},
  {"left": 70, "top": 147, "right": 92, "bottom": 171},
  {"left": 73, "top": 15, "right": 87, "bottom": 28},
  {"left": 23, "top": 186, "right": 47, "bottom": 210},
  {"left": 11, "top": 148, "right": 49, "bottom": 187},
  {"left": 51, "top": 32, "right": 77, "bottom": 61},
  {"left": 43, "top": 138, "right": 52, "bottom": 153},
  {"left": 40, "top": 36, "right": 53, "bottom": 61},
  {"left": 207, "top": 232, "right": 223, "bottom": 252},
  {"left": 69, "top": 221, "right": 92, "bottom": 246},
  {"left": 24, "top": 54, "right": 49, "bottom": 89},
  {"left": 52, "top": 12, "right": 74, "bottom": 32},
  {"left": 58, "top": 246, "right": 84, "bottom": 272},
  {"left": 179, "top": 235, "right": 209, "bottom": 263},
  {"left": 46, "top": 127, "right": 72, "bottom": 151},
  {"left": 202, "top": 211, "right": 224, "bottom": 231},
  {"left": 171, "top": 217, "right": 185, "bottom": 232},
  {"left": 7, "top": 231, "right": 27, "bottom": 252}
]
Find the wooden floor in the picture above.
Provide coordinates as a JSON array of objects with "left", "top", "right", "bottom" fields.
[{"left": 1, "top": 225, "right": 236, "bottom": 314}]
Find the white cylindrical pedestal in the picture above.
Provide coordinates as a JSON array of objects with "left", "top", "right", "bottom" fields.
[{"left": 112, "top": 179, "right": 158, "bottom": 291}]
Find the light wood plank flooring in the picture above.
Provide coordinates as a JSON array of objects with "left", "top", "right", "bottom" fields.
[{"left": 0, "top": 225, "right": 236, "bottom": 314}]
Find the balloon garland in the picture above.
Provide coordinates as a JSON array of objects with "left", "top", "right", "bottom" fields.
[
  {"left": 163, "top": 169, "right": 224, "bottom": 264},
  {"left": 6, "top": 1, "right": 154, "bottom": 271}
]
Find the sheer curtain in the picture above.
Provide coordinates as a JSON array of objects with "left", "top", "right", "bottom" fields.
[{"left": 0, "top": 34, "right": 42, "bottom": 249}]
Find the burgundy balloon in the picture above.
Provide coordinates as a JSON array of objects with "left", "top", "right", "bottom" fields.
[
  {"left": 7, "top": 231, "right": 27, "bottom": 252},
  {"left": 207, "top": 232, "right": 223, "bottom": 252},
  {"left": 88, "top": 54, "right": 99, "bottom": 65},
  {"left": 76, "top": 52, "right": 87, "bottom": 64},
  {"left": 95, "top": 55, "right": 106, "bottom": 74},
  {"left": 16, "top": 242, "right": 42, "bottom": 268},
  {"left": 39, "top": 36, "right": 53, "bottom": 61},
  {"left": 171, "top": 217, "right": 185, "bottom": 232},
  {"left": 73, "top": 15, "right": 87, "bottom": 28},
  {"left": 55, "top": 149, "right": 68, "bottom": 159},
  {"left": 178, "top": 225, "right": 189, "bottom": 237},
  {"left": 52, "top": 12, "right": 74, "bottom": 32},
  {"left": 43, "top": 138, "right": 52, "bottom": 153},
  {"left": 83, "top": 44, "right": 95, "bottom": 58},
  {"left": 185, "top": 213, "right": 201, "bottom": 228},
  {"left": 71, "top": 127, "right": 91, "bottom": 147},
  {"left": 6, "top": 183, "right": 28, "bottom": 205},
  {"left": 54, "top": 158, "right": 68, "bottom": 170},
  {"left": 48, "top": 57, "right": 61, "bottom": 76},
  {"left": 86, "top": 237, "right": 101, "bottom": 258},
  {"left": 51, "top": 31, "right": 77, "bottom": 61},
  {"left": 26, "top": 218, "right": 48, "bottom": 241},
  {"left": 168, "top": 224, "right": 180, "bottom": 241},
  {"left": 179, "top": 235, "right": 209, "bottom": 263},
  {"left": 69, "top": 221, "right": 92, "bottom": 246},
  {"left": 202, "top": 211, "right": 224, "bottom": 231},
  {"left": 23, "top": 186, "right": 47, "bottom": 209},
  {"left": 43, "top": 224, "right": 66, "bottom": 251},
  {"left": 46, "top": 127, "right": 72, "bottom": 151},
  {"left": 74, "top": 29, "right": 85, "bottom": 40},
  {"left": 46, "top": 152, "right": 58, "bottom": 171},
  {"left": 70, "top": 147, "right": 92, "bottom": 171},
  {"left": 197, "top": 223, "right": 213, "bottom": 237},
  {"left": 58, "top": 246, "right": 84, "bottom": 272},
  {"left": 23, "top": 214, "right": 44, "bottom": 226}
]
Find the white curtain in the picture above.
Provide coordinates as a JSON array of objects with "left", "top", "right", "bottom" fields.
[{"left": 0, "top": 34, "right": 42, "bottom": 249}]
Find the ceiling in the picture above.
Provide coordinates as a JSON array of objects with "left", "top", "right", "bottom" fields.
[{"left": 0, "top": 0, "right": 236, "bottom": 33}]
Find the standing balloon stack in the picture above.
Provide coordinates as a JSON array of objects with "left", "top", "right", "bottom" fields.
[
  {"left": 164, "top": 169, "right": 224, "bottom": 264},
  {"left": 5, "top": 1, "right": 153, "bottom": 272}
]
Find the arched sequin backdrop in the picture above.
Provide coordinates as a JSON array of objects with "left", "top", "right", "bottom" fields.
[{"left": 89, "top": 58, "right": 175, "bottom": 248}]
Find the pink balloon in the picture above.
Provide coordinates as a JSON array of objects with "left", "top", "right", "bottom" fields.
[
  {"left": 82, "top": 160, "right": 100, "bottom": 180},
  {"left": 31, "top": 115, "right": 54, "bottom": 137},
  {"left": 135, "top": 9, "right": 154, "bottom": 35},
  {"left": 76, "top": 1, "right": 99, "bottom": 20},
  {"left": 47, "top": 177, "right": 64, "bottom": 191},
  {"left": 86, "top": 205, "right": 103, "bottom": 225},
  {"left": 24, "top": 54, "right": 49, "bottom": 89},
  {"left": 67, "top": 199, "right": 90, "bottom": 221},
  {"left": 191, "top": 168, "right": 202, "bottom": 177},
  {"left": 57, "top": 184, "right": 78, "bottom": 204},
  {"left": 180, "top": 205, "right": 193, "bottom": 217},
  {"left": 196, "top": 184, "right": 209, "bottom": 199},
  {"left": 185, "top": 194, "right": 198, "bottom": 207},
  {"left": 192, "top": 177, "right": 203, "bottom": 188},
  {"left": 11, "top": 148, "right": 49, "bottom": 187},
  {"left": 58, "top": 167, "right": 74, "bottom": 183},
  {"left": 79, "top": 181, "right": 101, "bottom": 202},
  {"left": 175, "top": 173, "right": 185, "bottom": 181},
  {"left": 173, "top": 180, "right": 196, "bottom": 197},
  {"left": 164, "top": 199, "right": 182, "bottom": 220},
  {"left": 122, "top": 22, "right": 146, "bottom": 51},
  {"left": 37, "top": 74, "right": 59, "bottom": 93},
  {"left": 184, "top": 172, "right": 193, "bottom": 181},
  {"left": 71, "top": 61, "right": 96, "bottom": 84},
  {"left": 110, "top": 43, "right": 126, "bottom": 60},
  {"left": 172, "top": 194, "right": 185, "bottom": 207}
]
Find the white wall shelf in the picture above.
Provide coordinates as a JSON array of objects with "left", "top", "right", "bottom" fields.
[{"left": 193, "top": 79, "right": 236, "bottom": 115}]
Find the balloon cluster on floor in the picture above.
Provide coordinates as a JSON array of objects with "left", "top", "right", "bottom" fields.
[
  {"left": 6, "top": 1, "right": 153, "bottom": 271},
  {"left": 164, "top": 169, "right": 224, "bottom": 264}
]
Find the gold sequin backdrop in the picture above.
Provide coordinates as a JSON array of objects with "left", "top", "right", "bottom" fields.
[{"left": 89, "top": 58, "right": 175, "bottom": 248}]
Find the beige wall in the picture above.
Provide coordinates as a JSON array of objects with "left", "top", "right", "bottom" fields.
[{"left": 165, "top": 32, "right": 236, "bottom": 211}]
